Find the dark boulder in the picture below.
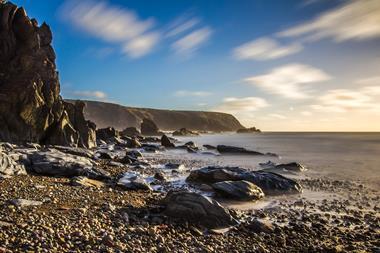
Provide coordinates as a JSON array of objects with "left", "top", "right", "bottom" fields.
[
  {"left": 212, "top": 180, "right": 264, "bottom": 201},
  {"left": 172, "top": 128, "right": 199, "bottom": 136},
  {"left": 96, "top": 127, "right": 119, "bottom": 142},
  {"left": 162, "top": 190, "right": 238, "bottom": 229},
  {"left": 187, "top": 166, "right": 302, "bottom": 195},
  {"left": 216, "top": 145, "right": 277, "bottom": 156},
  {"left": 140, "top": 118, "right": 162, "bottom": 136},
  {"left": 0, "top": 2, "right": 95, "bottom": 147},
  {"left": 121, "top": 127, "right": 140, "bottom": 137},
  {"left": 161, "top": 134, "right": 175, "bottom": 148}
]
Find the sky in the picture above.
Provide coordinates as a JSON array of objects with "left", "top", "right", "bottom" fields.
[{"left": 12, "top": 0, "right": 380, "bottom": 131}]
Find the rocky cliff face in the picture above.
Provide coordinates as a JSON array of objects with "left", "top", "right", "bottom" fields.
[
  {"left": 66, "top": 100, "right": 245, "bottom": 132},
  {"left": 0, "top": 2, "right": 95, "bottom": 148}
]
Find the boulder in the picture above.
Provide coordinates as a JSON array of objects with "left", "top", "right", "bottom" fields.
[
  {"left": 0, "top": 151, "right": 27, "bottom": 176},
  {"left": 28, "top": 148, "right": 110, "bottom": 180},
  {"left": 212, "top": 180, "right": 265, "bottom": 201},
  {"left": 216, "top": 145, "right": 264, "bottom": 155},
  {"left": 96, "top": 127, "right": 119, "bottom": 142},
  {"left": 118, "top": 172, "right": 152, "bottom": 191},
  {"left": 274, "top": 162, "right": 306, "bottom": 172},
  {"left": 140, "top": 118, "right": 162, "bottom": 136},
  {"left": 172, "top": 128, "right": 199, "bottom": 136},
  {"left": 162, "top": 191, "right": 238, "bottom": 229},
  {"left": 0, "top": 2, "right": 95, "bottom": 147},
  {"left": 121, "top": 127, "right": 140, "bottom": 137},
  {"left": 161, "top": 134, "right": 175, "bottom": 148},
  {"left": 187, "top": 166, "right": 302, "bottom": 195}
]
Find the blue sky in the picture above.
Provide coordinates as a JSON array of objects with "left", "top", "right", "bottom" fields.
[{"left": 12, "top": 0, "right": 380, "bottom": 131}]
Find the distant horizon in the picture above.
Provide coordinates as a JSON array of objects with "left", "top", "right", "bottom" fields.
[{"left": 14, "top": 0, "right": 380, "bottom": 131}]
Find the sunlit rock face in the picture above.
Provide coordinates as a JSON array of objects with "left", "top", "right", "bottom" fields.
[{"left": 0, "top": 2, "right": 95, "bottom": 148}]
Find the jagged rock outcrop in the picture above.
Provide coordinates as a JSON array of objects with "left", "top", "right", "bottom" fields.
[
  {"left": 0, "top": 2, "right": 95, "bottom": 148},
  {"left": 141, "top": 118, "right": 162, "bottom": 136},
  {"left": 172, "top": 128, "right": 199, "bottom": 136}
]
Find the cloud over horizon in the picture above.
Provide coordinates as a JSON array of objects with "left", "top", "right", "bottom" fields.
[
  {"left": 214, "top": 97, "right": 269, "bottom": 113},
  {"left": 245, "top": 64, "right": 331, "bottom": 99}
]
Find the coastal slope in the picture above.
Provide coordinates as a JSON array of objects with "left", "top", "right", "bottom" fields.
[{"left": 66, "top": 100, "right": 244, "bottom": 131}]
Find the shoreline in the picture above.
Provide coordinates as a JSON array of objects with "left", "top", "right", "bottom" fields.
[{"left": 1, "top": 136, "right": 379, "bottom": 252}]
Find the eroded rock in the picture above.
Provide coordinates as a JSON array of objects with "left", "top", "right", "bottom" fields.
[
  {"left": 187, "top": 166, "right": 302, "bottom": 195},
  {"left": 212, "top": 180, "right": 265, "bottom": 201},
  {"left": 162, "top": 190, "right": 238, "bottom": 229}
]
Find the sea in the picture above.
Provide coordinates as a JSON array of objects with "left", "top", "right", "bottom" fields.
[{"left": 165, "top": 132, "right": 380, "bottom": 190}]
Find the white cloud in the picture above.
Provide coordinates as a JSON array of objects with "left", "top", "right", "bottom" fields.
[
  {"left": 174, "top": 90, "right": 212, "bottom": 97},
  {"left": 245, "top": 63, "right": 331, "bottom": 99},
  {"left": 233, "top": 37, "right": 303, "bottom": 61},
  {"left": 278, "top": 0, "right": 380, "bottom": 42},
  {"left": 214, "top": 97, "right": 269, "bottom": 113},
  {"left": 166, "top": 17, "right": 200, "bottom": 38},
  {"left": 312, "top": 87, "right": 380, "bottom": 113},
  {"left": 122, "top": 32, "right": 160, "bottom": 58},
  {"left": 69, "top": 90, "right": 108, "bottom": 99},
  {"left": 61, "top": 0, "right": 159, "bottom": 58},
  {"left": 172, "top": 27, "right": 212, "bottom": 56}
]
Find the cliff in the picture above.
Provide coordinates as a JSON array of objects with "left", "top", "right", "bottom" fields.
[{"left": 66, "top": 100, "right": 245, "bottom": 132}]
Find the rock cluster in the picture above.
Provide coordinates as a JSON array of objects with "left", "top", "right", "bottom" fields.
[
  {"left": 172, "top": 128, "right": 199, "bottom": 136},
  {"left": 0, "top": 2, "right": 96, "bottom": 148}
]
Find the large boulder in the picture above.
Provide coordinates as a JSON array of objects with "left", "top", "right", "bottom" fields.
[
  {"left": 212, "top": 180, "right": 265, "bottom": 201},
  {"left": 27, "top": 148, "right": 110, "bottom": 180},
  {"left": 140, "top": 118, "right": 162, "bottom": 136},
  {"left": 0, "top": 2, "right": 95, "bottom": 147},
  {"left": 161, "top": 134, "right": 175, "bottom": 148},
  {"left": 121, "top": 127, "right": 140, "bottom": 137},
  {"left": 216, "top": 145, "right": 265, "bottom": 155},
  {"left": 187, "top": 166, "right": 302, "bottom": 195},
  {"left": 96, "top": 127, "right": 119, "bottom": 142},
  {"left": 162, "top": 190, "right": 238, "bottom": 229}
]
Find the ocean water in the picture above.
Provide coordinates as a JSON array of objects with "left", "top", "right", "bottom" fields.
[{"left": 170, "top": 132, "right": 380, "bottom": 189}]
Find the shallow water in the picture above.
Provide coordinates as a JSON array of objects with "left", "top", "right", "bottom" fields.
[{"left": 171, "top": 132, "right": 380, "bottom": 189}]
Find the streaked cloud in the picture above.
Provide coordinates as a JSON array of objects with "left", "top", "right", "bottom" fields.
[
  {"left": 69, "top": 90, "right": 108, "bottom": 99},
  {"left": 245, "top": 64, "right": 331, "bottom": 99},
  {"left": 278, "top": 0, "right": 380, "bottom": 42},
  {"left": 61, "top": 0, "right": 159, "bottom": 58},
  {"left": 172, "top": 27, "right": 212, "bottom": 56},
  {"left": 233, "top": 37, "right": 303, "bottom": 61},
  {"left": 166, "top": 16, "right": 200, "bottom": 38},
  {"left": 174, "top": 90, "right": 212, "bottom": 97},
  {"left": 269, "top": 114, "right": 287, "bottom": 119},
  {"left": 214, "top": 97, "right": 269, "bottom": 113},
  {"left": 312, "top": 86, "right": 380, "bottom": 113},
  {"left": 301, "top": 111, "right": 312, "bottom": 116}
]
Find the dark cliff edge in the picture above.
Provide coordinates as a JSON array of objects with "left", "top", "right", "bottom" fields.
[{"left": 65, "top": 100, "right": 245, "bottom": 132}]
